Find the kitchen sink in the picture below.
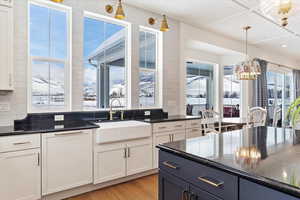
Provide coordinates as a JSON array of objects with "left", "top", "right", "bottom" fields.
[{"left": 95, "top": 120, "right": 151, "bottom": 144}]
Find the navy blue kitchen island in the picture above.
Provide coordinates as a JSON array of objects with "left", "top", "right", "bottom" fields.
[{"left": 157, "top": 127, "right": 300, "bottom": 200}]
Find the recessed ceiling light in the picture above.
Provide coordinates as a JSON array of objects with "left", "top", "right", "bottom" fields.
[{"left": 281, "top": 44, "right": 287, "bottom": 48}]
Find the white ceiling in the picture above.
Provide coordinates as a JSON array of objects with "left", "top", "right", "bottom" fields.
[{"left": 125, "top": 0, "right": 300, "bottom": 60}]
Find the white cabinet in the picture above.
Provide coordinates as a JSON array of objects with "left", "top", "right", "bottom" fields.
[
  {"left": 153, "top": 129, "right": 186, "bottom": 168},
  {"left": 94, "top": 142, "right": 126, "bottom": 184},
  {"left": 42, "top": 130, "right": 93, "bottom": 195},
  {"left": 0, "top": 0, "right": 13, "bottom": 7},
  {"left": 186, "top": 128, "right": 203, "bottom": 139},
  {"left": 94, "top": 138, "right": 152, "bottom": 184},
  {"left": 0, "top": 148, "right": 41, "bottom": 200},
  {"left": 126, "top": 140, "right": 153, "bottom": 176},
  {"left": 0, "top": 4, "right": 13, "bottom": 91}
]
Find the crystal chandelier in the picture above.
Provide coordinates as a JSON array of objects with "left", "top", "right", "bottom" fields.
[{"left": 235, "top": 26, "right": 261, "bottom": 81}]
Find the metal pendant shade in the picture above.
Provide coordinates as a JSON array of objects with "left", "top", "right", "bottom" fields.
[
  {"left": 115, "top": 0, "right": 126, "bottom": 20},
  {"left": 160, "top": 15, "right": 169, "bottom": 32},
  {"left": 235, "top": 26, "right": 261, "bottom": 81},
  {"left": 50, "top": 0, "right": 64, "bottom": 2}
]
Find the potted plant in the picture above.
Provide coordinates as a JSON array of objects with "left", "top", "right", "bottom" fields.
[{"left": 286, "top": 96, "right": 300, "bottom": 130}]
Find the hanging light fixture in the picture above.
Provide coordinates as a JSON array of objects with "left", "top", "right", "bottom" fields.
[
  {"left": 160, "top": 15, "right": 169, "bottom": 32},
  {"left": 278, "top": 0, "right": 293, "bottom": 27},
  {"left": 115, "top": 0, "right": 126, "bottom": 20},
  {"left": 259, "top": 0, "right": 296, "bottom": 27},
  {"left": 235, "top": 26, "right": 261, "bottom": 81},
  {"left": 51, "top": 0, "right": 64, "bottom": 3}
]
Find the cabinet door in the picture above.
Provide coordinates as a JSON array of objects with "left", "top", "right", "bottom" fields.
[
  {"left": 94, "top": 142, "right": 126, "bottom": 184},
  {"left": 0, "top": 149, "right": 41, "bottom": 200},
  {"left": 190, "top": 185, "right": 221, "bottom": 200},
  {"left": 240, "top": 178, "right": 299, "bottom": 200},
  {"left": 0, "top": 5, "right": 13, "bottom": 90},
  {"left": 159, "top": 171, "right": 189, "bottom": 200},
  {"left": 42, "top": 130, "right": 93, "bottom": 195},
  {"left": 153, "top": 132, "right": 172, "bottom": 168},
  {"left": 127, "top": 139, "right": 153, "bottom": 176},
  {"left": 173, "top": 130, "right": 186, "bottom": 142}
]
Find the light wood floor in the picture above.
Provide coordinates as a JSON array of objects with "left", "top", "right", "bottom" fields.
[{"left": 66, "top": 175, "right": 158, "bottom": 200}]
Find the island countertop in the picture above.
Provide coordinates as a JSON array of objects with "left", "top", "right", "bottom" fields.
[{"left": 157, "top": 126, "right": 300, "bottom": 198}]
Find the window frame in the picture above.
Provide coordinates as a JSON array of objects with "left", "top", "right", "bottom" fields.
[
  {"left": 83, "top": 11, "right": 131, "bottom": 111},
  {"left": 28, "top": 0, "right": 72, "bottom": 113},
  {"left": 223, "top": 65, "right": 241, "bottom": 118},
  {"left": 138, "top": 26, "right": 162, "bottom": 109}
]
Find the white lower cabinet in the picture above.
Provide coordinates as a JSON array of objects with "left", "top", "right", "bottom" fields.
[
  {"left": 0, "top": 148, "right": 41, "bottom": 200},
  {"left": 126, "top": 139, "right": 153, "bottom": 176},
  {"left": 153, "top": 130, "right": 186, "bottom": 168},
  {"left": 186, "top": 128, "right": 203, "bottom": 139},
  {"left": 42, "top": 130, "right": 93, "bottom": 195},
  {"left": 94, "top": 137, "right": 153, "bottom": 184},
  {"left": 94, "top": 142, "right": 127, "bottom": 184}
]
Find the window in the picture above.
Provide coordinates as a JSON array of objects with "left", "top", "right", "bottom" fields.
[
  {"left": 267, "top": 70, "right": 293, "bottom": 127},
  {"left": 186, "top": 61, "right": 215, "bottom": 116},
  {"left": 83, "top": 14, "right": 128, "bottom": 110},
  {"left": 29, "top": 2, "right": 71, "bottom": 112},
  {"left": 139, "top": 28, "right": 159, "bottom": 108},
  {"left": 223, "top": 66, "right": 241, "bottom": 118}
]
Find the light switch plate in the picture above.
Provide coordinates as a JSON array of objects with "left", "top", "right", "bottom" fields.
[
  {"left": 54, "top": 115, "right": 64, "bottom": 121},
  {"left": 0, "top": 103, "right": 10, "bottom": 112},
  {"left": 144, "top": 111, "right": 151, "bottom": 116}
]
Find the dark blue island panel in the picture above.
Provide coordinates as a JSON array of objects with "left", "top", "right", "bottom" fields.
[
  {"left": 240, "top": 179, "right": 299, "bottom": 200},
  {"left": 159, "top": 150, "right": 238, "bottom": 200}
]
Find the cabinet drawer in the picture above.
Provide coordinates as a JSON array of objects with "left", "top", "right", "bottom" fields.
[
  {"left": 186, "top": 119, "right": 202, "bottom": 128},
  {"left": 159, "top": 150, "right": 185, "bottom": 178},
  {"left": 159, "top": 151, "right": 238, "bottom": 200},
  {"left": 0, "top": 134, "right": 40, "bottom": 153},
  {"left": 186, "top": 128, "right": 203, "bottom": 139},
  {"left": 153, "top": 121, "right": 186, "bottom": 133}
]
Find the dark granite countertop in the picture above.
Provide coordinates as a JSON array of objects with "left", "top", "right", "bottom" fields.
[
  {"left": 0, "top": 121, "right": 99, "bottom": 137},
  {"left": 158, "top": 126, "right": 300, "bottom": 198},
  {"left": 143, "top": 115, "right": 202, "bottom": 123}
]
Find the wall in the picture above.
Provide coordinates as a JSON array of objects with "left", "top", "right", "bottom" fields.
[{"left": 0, "top": 0, "right": 181, "bottom": 126}]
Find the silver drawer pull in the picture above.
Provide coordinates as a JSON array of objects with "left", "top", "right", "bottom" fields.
[
  {"left": 54, "top": 131, "right": 83, "bottom": 136},
  {"left": 198, "top": 176, "right": 224, "bottom": 187},
  {"left": 191, "top": 123, "right": 198, "bottom": 126},
  {"left": 162, "top": 161, "right": 178, "bottom": 169},
  {"left": 159, "top": 126, "right": 167, "bottom": 129},
  {"left": 13, "top": 141, "right": 31, "bottom": 145},
  {"left": 191, "top": 129, "right": 199, "bottom": 132}
]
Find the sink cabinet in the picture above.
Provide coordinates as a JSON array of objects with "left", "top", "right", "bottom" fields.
[
  {"left": 94, "top": 137, "right": 153, "bottom": 184},
  {"left": 42, "top": 130, "right": 93, "bottom": 195}
]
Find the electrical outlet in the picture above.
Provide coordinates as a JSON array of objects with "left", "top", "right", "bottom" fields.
[
  {"left": 0, "top": 103, "right": 10, "bottom": 112},
  {"left": 54, "top": 115, "right": 64, "bottom": 121},
  {"left": 144, "top": 111, "right": 151, "bottom": 116}
]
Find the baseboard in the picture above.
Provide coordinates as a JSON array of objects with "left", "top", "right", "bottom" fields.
[{"left": 42, "top": 169, "right": 158, "bottom": 200}]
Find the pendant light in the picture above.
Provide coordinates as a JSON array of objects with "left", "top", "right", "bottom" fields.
[
  {"left": 278, "top": 0, "right": 293, "bottom": 27},
  {"left": 160, "top": 15, "right": 169, "bottom": 32},
  {"left": 235, "top": 26, "right": 261, "bottom": 81},
  {"left": 115, "top": 0, "right": 126, "bottom": 20},
  {"left": 51, "top": 0, "right": 64, "bottom": 3}
]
